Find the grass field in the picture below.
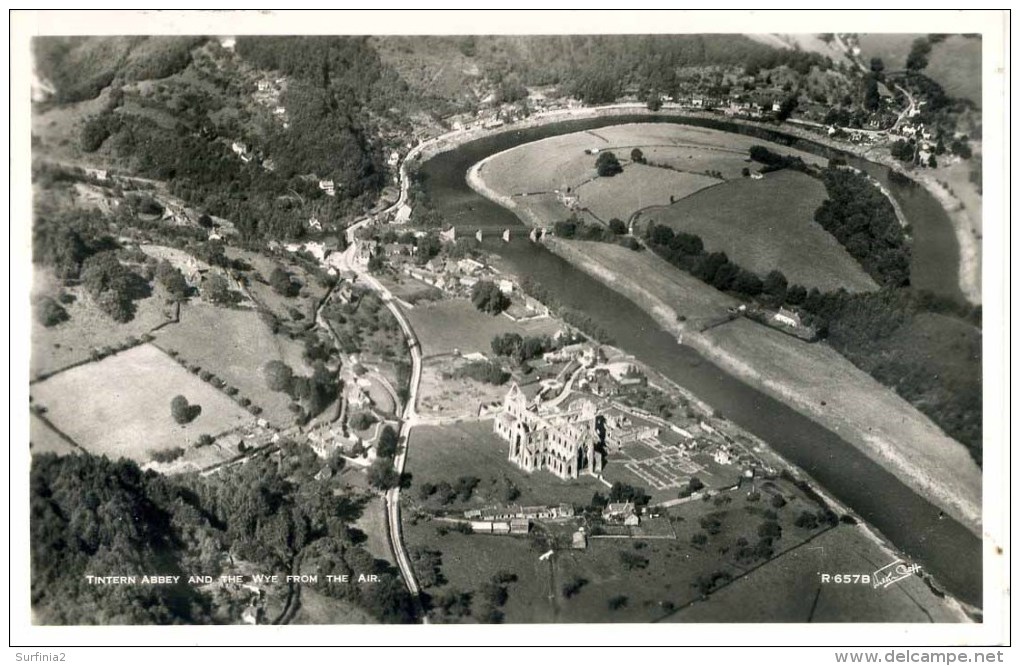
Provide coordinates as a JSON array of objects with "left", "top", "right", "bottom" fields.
[
  {"left": 402, "top": 518, "right": 558, "bottom": 623},
  {"left": 29, "top": 413, "right": 79, "bottom": 456},
  {"left": 479, "top": 122, "right": 827, "bottom": 202},
  {"left": 226, "top": 247, "right": 329, "bottom": 324},
  {"left": 31, "top": 266, "right": 176, "bottom": 379},
  {"left": 407, "top": 299, "right": 562, "bottom": 358},
  {"left": 636, "top": 169, "right": 878, "bottom": 293},
  {"left": 924, "top": 35, "right": 982, "bottom": 107},
  {"left": 664, "top": 525, "right": 965, "bottom": 622},
  {"left": 574, "top": 163, "right": 721, "bottom": 223},
  {"left": 405, "top": 420, "right": 605, "bottom": 511},
  {"left": 30, "top": 343, "right": 254, "bottom": 462},
  {"left": 418, "top": 356, "right": 510, "bottom": 418},
  {"left": 856, "top": 34, "right": 981, "bottom": 106},
  {"left": 855, "top": 34, "right": 924, "bottom": 71},
  {"left": 153, "top": 301, "right": 310, "bottom": 427},
  {"left": 354, "top": 496, "right": 396, "bottom": 568}
]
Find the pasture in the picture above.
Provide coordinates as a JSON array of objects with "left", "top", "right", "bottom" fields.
[
  {"left": 480, "top": 122, "right": 828, "bottom": 206},
  {"left": 31, "top": 267, "right": 176, "bottom": 379},
  {"left": 29, "top": 343, "right": 254, "bottom": 463},
  {"left": 574, "top": 163, "right": 721, "bottom": 224},
  {"left": 418, "top": 356, "right": 510, "bottom": 419},
  {"left": 405, "top": 420, "right": 604, "bottom": 510},
  {"left": 924, "top": 35, "right": 982, "bottom": 107},
  {"left": 663, "top": 525, "right": 964, "bottom": 622},
  {"left": 636, "top": 169, "right": 878, "bottom": 293},
  {"left": 153, "top": 301, "right": 310, "bottom": 427},
  {"left": 407, "top": 298, "right": 561, "bottom": 358}
]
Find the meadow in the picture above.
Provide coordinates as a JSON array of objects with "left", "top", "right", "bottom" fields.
[
  {"left": 636, "top": 169, "right": 878, "bottom": 293},
  {"left": 153, "top": 301, "right": 310, "bottom": 427},
  {"left": 574, "top": 163, "right": 721, "bottom": 224},
  {"left": 30, "top": 343, "right": 254, "bottom": 462},
  {"left": 31, "top": 266, "right": 176, "bottom": 379},
  {"left": 664, "top": 525, "right": 965, "bottom": 622},
  {"left": 406, "top": 298, "right": 561, "bottom": 358}
]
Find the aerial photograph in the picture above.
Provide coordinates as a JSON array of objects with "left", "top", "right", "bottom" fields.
[{"left": 20, "top": 12, "right": 1000, "bottom": 637}]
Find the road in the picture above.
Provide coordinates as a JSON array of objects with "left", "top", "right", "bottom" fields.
[{"left": 331, "top": 240, "right": 429, "bottom": 622}]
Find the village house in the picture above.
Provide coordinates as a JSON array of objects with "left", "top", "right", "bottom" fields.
[
  {"left": 603, "top": 502, "right": 640, "bottom": 526},
  {"left": 318, "top": 179, "right": 336, "bottom": 197},
  {"left": 772, "top": 307, "right": 803, "bottom": 328}
]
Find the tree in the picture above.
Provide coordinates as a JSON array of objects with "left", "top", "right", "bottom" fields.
[
  {"left": 774, "top": 96, "right": 799, "bottom": 122},
  {"left": 491, "top": 332, "right": 523, "bottom": 357},
  {"left": 269, "top": 267, "right": 299, "bottom": 297},
  {"left": 36, "top": 297, "right": 69, "bottom": 327},
  {"left": 630, "top": 148, "right": 645, "bottom": 164},
  {"left": 263, "top": 360, "right": 294, "bottom": 393},
  {"left": 348, "top": 411, "right": 377, "bottom": 431},
  {"left": 794, "top": 511, "right": 819, "bottom": 530},
  {"left": 870, "top": 57, "right": 885, "bottom": 74},
  {"left": 906, "top": 37, "right": 932, "bottom": 71},
  {"left": 608, "top": 218, "right": 627, "bottom": 235},
  {"left": 202, "top": 274, "right": 233, "bottom": 305},
  {"left": 763, "top": 269, "right": 788, "bottom": 303},
  {"left": 171, "top": 395, "right": 199, "bottom": 424},
  {"left": 863, "top": 75, "right": 880, "bottom": 112},
  {"left": 741, "top": 167, "right": 751, "bottom": 178},
  {"left": 155, "top": 260, "right": 189, "bottom": 301},
  {"left": 376, "top": 426, "right": 400, "bottom": 459},
  {"left": 471, "top": 281, "right": 510, "bottom": 315},
  {"left": 367, "top": 457, "right": 399, "bottom": 490},
  {"left": 645, "top": 93, "right": 662, "bottom": 111},
  {"left": 757, "top": 519, "right": 782, "bottom": 540},
  {"left": 595, "top": 151, "right": 623, "bottom": 177}
]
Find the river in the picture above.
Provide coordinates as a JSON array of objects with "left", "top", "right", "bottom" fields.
[{"left": 416, "top": 115, "right": 981, "bottom": 608}]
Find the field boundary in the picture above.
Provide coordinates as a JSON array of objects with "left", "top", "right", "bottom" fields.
[{"left": 30, "top": 409, "right": 88, "bottom": 454}]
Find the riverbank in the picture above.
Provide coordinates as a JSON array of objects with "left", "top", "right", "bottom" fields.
[{"left": 469, "top": 151, "right": 981, "bottom": 538}]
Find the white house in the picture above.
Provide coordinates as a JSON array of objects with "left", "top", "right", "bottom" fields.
[
  {"left": 318, "top": 179, "right": 336, "bottom": 197},
  {"left": 772, "top": 307, "right": 802, "bottom": 328}
]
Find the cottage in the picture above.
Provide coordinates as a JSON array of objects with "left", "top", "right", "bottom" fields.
[
  {"left": 772, "top": 307, "right": 802, "bottom": 328},
  {"left": 603, "top": 502, "right": 640, "bottom": 526},
  {"left": 498, "top": 279, "right": 515, "bottom": 295},
  {"left": 318, "top": 179, "right": 336, "bottom": 197}
]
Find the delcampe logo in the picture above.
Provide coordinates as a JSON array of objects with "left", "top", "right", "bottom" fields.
[{"left": 872, "top": 560, "right": 922, "bottom": 589}]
